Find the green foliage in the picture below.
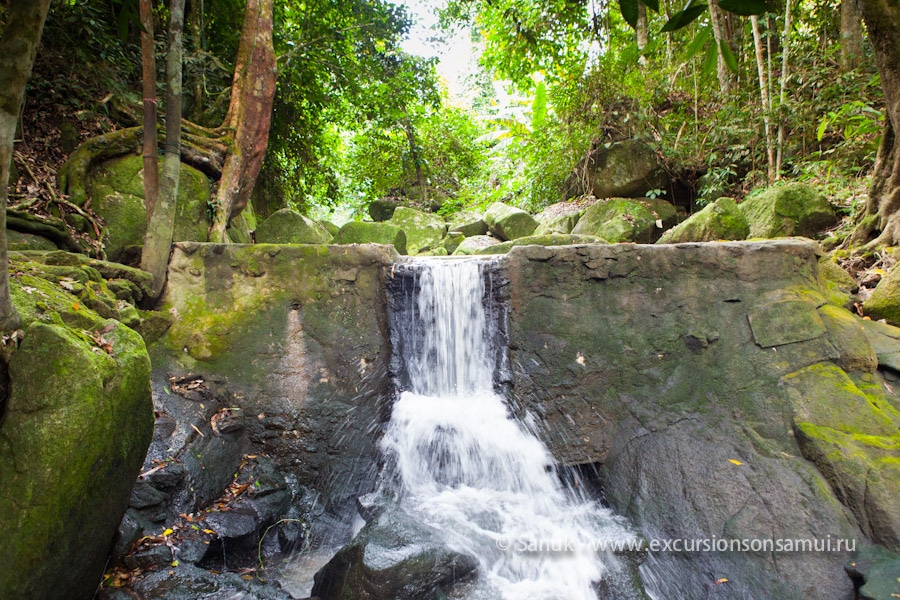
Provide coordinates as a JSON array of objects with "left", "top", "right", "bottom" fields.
[{"left": 342, "top": 104, "right": 488, "bottom": 209}]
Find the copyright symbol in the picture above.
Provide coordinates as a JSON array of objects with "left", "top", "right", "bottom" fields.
[{"left": 496, "top": 537, "right": 510, "bottom": 550}]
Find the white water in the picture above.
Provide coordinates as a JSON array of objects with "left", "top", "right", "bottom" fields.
[{"left": 382, "top": 258, "right": 636, "bottom": 600}]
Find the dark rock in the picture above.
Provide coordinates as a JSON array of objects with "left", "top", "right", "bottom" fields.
[
  {"left": 566, "top": 140, "right": 669, "bottom": 199},
  {"left": 125, "top": 544, "right": 174, "bottom": 571},
  {"left": 133, "top": 563, "right": 293, "bottom": 600},
  {"left": 131, "top": 480, "right": 168, "bottom": 509},
  {"left": 312, "top": 506, "right": 477, "bottom": 600}
]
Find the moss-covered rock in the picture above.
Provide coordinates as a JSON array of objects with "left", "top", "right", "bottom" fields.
[
  {"left": 318, "top": 220, "right": 340, "bottom": 237},
  {"left": 534, "top": 201, "right": 586, "bottom": 235},
  {"left": 817, "top": 305, "right": 878, "bottom": 372},
  {"left": 388, "top": 206, "right": 447, "bottom": 255},
  {"left": 861, "top": 319, "right": 900, "bottom": 372},
  {"left": 739, "top": 183, "right": 837, "bottom": 239},
  {"left": 89, "top": 154, "right": 212, "bottom": 262},
  {"left": 819, "top": 257, "right": 858, "bottom": 308},
  {"left": 6, "top": 230, "right": 57, "bottom": 251},
  {"left": 441, "top": 231, "right": 465, "bottom": 255},
  {"left": 226, "top": 200, "right": 257, "bottom": 244},
  {"left": 657, "top": 197, "right": 750, "bottom": 243},
  {"left": 0, "top": 268, "right": 153, "bottom": 600},
  {"left": 865, "top": 262, "right": 900, "bottom": 326},
  {"left": 255, "top": 208, "right": 333, "bottom": 244},
  {"left": 784, "top": 363, "right": 900, "bottom": 549},
  {"left": 335, "top": 221, "right": 407, "bottom": 254},
  {"left": 846, "top": 545, "right": 900, "bottom": 600},
  {"left": 452, "top": 235, "right": 501, "bottom": 255},
  {"left": 571, "top": 198, "right": 659, "bottom": 243},
  {"left": 469, "top": 233, "right": 605, "bottom": 255},
  {"left": 483, "top": 202, "right": 538, "bottom": 241},
  {"left": 446, "top": 211, "right": 488, "bottom": 237},
  {"left": 639, "top": 197, "right": 678, "bottom": 229},
  {"left": 565, "top": 140, "right": 669, "bottom": 199}
]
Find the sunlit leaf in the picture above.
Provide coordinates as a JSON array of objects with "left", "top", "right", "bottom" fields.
[
  {"left": 728, "top": 459, "right": 743, "bottom": 465},
  {"left": 720, "top": 41, "right": 739, "bottom": 74},
  {"left": 685, "top": 26, "right": 712, "bottom": 61}
]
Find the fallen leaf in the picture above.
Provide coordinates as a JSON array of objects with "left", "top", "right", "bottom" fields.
[
  {"left": 728, "top": 459, "right": 743, "bottom": 466},
  {"left": 713, "top": 578, "right": 729, "bottom": 585},
  {"left": 162, "top": 528, "right": 174, "bottom": 537}
]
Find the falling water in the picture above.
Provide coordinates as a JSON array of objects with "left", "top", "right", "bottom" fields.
[{"left": 383, "top": 257, "right": 637, "bottom": 600}]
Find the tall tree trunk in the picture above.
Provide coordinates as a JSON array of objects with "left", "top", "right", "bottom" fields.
[
  {"left": 708, "top": 0, "right": 732, "bottom": 94},
  {"left": 636, "top": 2, "right": 649, "bottom": 67},
  {"left": 849, "top": 0, "right": 900, "bottom": 247},
  {"left": 209, "top": 0, "right": 276, "bottom": 243},
  {"left": 141, "top": 0, "right": 186, "bottom": 300},
  {"left": 841, "top": 0, "right": 865, "bottom": 71},
  {"left": 751, "top": 15, "right": 776, "bottom": 184},
  {"left": 140, "top": 0, "right": 159, "bottom": 217},
  {"left": 403, "top": 118, "right": 427, "bottom": 205},
  {"left": 775, "top": 0, "right": 793, "bottom": 179},
  {"left": 0, "top": 0, "right": 51, "bottom": 330},
  {"left": 187, "top": 0, "right": 205, "bottom": 119}
]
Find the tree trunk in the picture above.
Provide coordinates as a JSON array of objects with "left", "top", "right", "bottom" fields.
[
  {"left": 187, "top": 0, "right": 206, "bottom": 119},
  {"left": 636, "top": 2, "right": 649, "bottom": 67},
  {"left": 208, "top": 0, "right": 276, "bottom": 243},
  {"left": 708, "top": 0, "right": 732, "bottom": 94},
  {"left": 841, "top": 0, "right": 865, "bottom": 71},
  {"left": 403, "top": 118, "right": 428, "bottom": 205},
  {"left": 141, "top": 0, "right": 186, "bottom": 300},
  {"left": 775, "top": 0, "right": 793, "bottom": 179},
  {"left": 140, "top": 0, "right": 159, "bottom": 217},
  {"left": 0, "top": 0, "right": 51, "bottom": 330},
  {"left": 849, "top": 0, "right": 900, "bottom": 247},
  {"left": 751, "top": 15, "right": 776, "bottom": 184}
]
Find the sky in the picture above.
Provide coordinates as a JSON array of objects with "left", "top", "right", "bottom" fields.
[{"left": 398, "top": 0, "right": 479, "bottom": 107}]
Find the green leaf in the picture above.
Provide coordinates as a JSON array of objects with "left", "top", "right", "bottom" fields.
[
  {"left": 685, "top": 26, "right": 712, "bottom": 61},
  {"left": 816, "top": 117, "right": 828, "bottom": 142},
  {"left": 661, "top": 2, "right": 708, "bottom": 32},
  {"left": 643, "top": 0, "right": 661, "bottom": 12},
  {"left": 719, "top": 40, "right": 739, "bottom": 74},
  {"left": 702, "top": 41, "right": 718, "bottom": 76},
  {"left": 717, "top": 0, "right": 776, "bottom": 16},
  {"left": 619, "top": 0, "right": 640, "bottom": 29}
]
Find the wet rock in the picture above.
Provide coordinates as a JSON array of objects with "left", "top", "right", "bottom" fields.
[
  {"left": 847, "top": 545, "right": 900, "bottom": 600},
  {"left": 312, "top": 506, "right": 478, "bottom": 600},
  {"left": 132, "top": 563, "right": 293, "bottom": 600}
]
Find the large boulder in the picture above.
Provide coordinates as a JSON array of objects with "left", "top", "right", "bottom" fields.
[
  {"left": 452, "top": 234, "right": 502, "bottom": 255},
  {"left": 739, "top": 183, "right": 837, "bottom": 239},
  {"left": 483, "top": 202, "right": 538, "bottom": 241},
  {"left": 865, "top": 262, "right": 900, "bottom": 326},
  {"left": 89, "top": 154, "right": 213, "bottom": 262},
  {"left": 312, "top": 506, "right": 478, "bottom": 600},
  {"left": 504, "top": 241, "right": 893, "bottom": 599},
  {"left": 566, "top": 140, "right": 669, "bottom": 199},
  {"left": 388, "top": 206, "right": 447, "bottom": 255},
  {"left": 571, "top": 198, "right": 660, "bottom": 243},
  {"left": 446, "top": 211, "right": 488, "bottom": 237},
  {"left": 255, "top": 208, "right": 333, "bottom": 244},
  {"left": 335, "top": 221, "right": 408, "bottom": 254},
  {"left": 656, "top": 197, "right": 750, "bottom": 243},
  {"left": 0, "top": 269, "right": 154, "bottom": 600},
  {"left": 534, "top": 201, "right": 588, "bottom": 235}
]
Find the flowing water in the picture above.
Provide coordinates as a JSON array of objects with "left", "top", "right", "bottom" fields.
[{"left": 382, "top": 257, "right": 637, "bottom": 600}]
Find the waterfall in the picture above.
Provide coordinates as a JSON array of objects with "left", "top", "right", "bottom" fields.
[{"left": 383, "top": 257, "right": 637, "bottom": 600}]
